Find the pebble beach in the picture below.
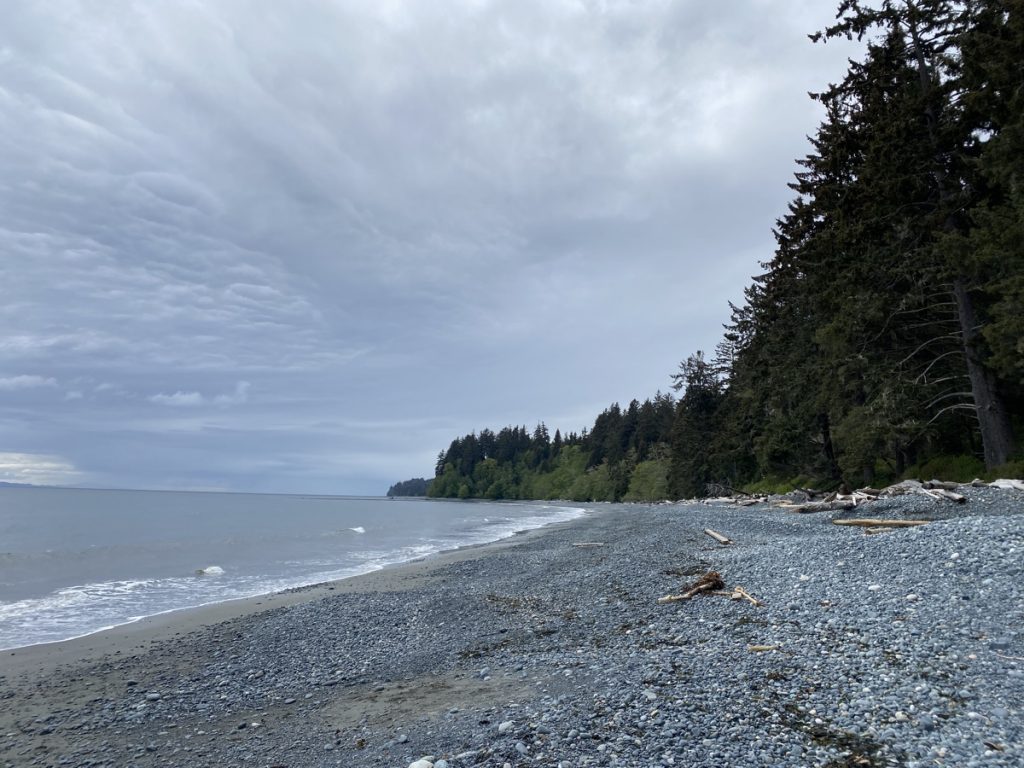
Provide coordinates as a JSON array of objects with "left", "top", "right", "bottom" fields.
[{"left": 2, "top": 490, "right": 1021, "bottom": 768}]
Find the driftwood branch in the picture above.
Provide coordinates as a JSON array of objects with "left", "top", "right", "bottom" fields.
[
  {"left": 733, "top": 586, "right": 762, "bottom": 606},
  {"left": 658, "top": 571, "right": 724, "bottom": 603}
]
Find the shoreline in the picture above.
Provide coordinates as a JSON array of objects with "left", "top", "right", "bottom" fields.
[
  {"left": 0, "top": 512, "right": 591, "bottom": 681},
  {"left": 1, "top": 493, "right": 1020, "bottom": 767}
]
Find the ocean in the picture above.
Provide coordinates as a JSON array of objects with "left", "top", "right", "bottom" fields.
[{"left": 0, "top": 487, "right": 587, "bottom": 650}]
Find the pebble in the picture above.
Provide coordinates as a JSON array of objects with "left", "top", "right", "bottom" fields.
[{"left": 4, "top": 490, "right": 1021, "bottom": 768}]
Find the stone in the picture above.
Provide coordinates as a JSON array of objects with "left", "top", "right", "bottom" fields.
[
  {"left": 498, "top": 720, "right": 514, "bottom": 734},
  {"left": 408, "top": 761, "right": 434, "bottom": 768}
]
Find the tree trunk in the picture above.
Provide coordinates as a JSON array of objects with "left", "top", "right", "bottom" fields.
[
  {"left": 819, "top": 412, "right": 843, "bottom": 482},
  {"left": 953, "top": 279, "right": 1016, "bottom": 468}
]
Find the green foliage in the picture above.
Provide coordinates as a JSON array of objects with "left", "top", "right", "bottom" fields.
[
  {"left": 903, "top": 454, "right": 987, "bottom": 483},
  {"left": 984, "top": 459, "right": 1024, "bottom": 481},
  {"left": 622, "top": 458, "right": 670, "bottom": 501},
  {"left": 428, "top": 406, "right": 676, "bottom": 503},
  {"left": 386, "top": 477, "right": 431, "bottom": 497},
  {"left": 742, "top": 475, "right": 816, "bottom": 496}
]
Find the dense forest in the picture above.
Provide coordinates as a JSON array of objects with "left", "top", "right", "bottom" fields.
[
  {"left": 420, "top": 1, "right": 1023, "bottom": 502},
  {"left": 386, "top": 478, "right": 431, "bottom": 497}
]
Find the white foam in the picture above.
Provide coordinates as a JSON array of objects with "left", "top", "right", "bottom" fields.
[{"left": 0, "top": 502, "right": 591, "bottom": 650}]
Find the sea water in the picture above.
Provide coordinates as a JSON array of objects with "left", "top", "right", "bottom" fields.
[{"left": 0, "top": 487, "right": 587, "bottom": 650}]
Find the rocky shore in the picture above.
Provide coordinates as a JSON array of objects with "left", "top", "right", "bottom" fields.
[{"left": 1, "top": 489, "right": 1021, "bottom": 767}]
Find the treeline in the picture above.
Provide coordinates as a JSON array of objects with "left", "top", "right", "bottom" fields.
[
  {"left": 428, "top": 395, "right": 677, "bottom": 501},
  {"left": 386, "top": 477, "right": 431, "bottom": 497},
  {"left": 427, "top": 1, "right": 1022, "bottom": 501}
]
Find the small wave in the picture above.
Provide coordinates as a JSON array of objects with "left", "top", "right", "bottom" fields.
[
  {"left": 195, "top": 565, "right": 225, "bottom": 575},
  {"left": 349, "top": 526, "right": 366, "bottom": 534}
]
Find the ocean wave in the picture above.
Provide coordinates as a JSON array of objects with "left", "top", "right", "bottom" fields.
[{"left": 0, "top": 501, "right": 589, "bottom": 650}]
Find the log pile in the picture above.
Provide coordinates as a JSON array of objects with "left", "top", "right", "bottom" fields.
[
  {"left": 776, "top": 478, "right": 969, "bottom": 511},
  {"left": 691, "top": 475, "right": 1023, "bottom": 511}
]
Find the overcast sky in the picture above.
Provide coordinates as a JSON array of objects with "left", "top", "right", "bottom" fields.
[{"left": 0, "top": 1, "right": 859, "bottom": 494}]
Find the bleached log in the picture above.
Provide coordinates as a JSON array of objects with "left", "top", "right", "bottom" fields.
[
  {"left": 880, "top": 480, "right": 923, "bottom": 496},
  {"left": 704, "top": 528, "right": 732, "bottom": 545},
  {"left": 856, "top": 487, "right": 883, "bottom": 496},
  {"left": 931, "top": 488, "right": 966, "bottom": 503},
  {"left": 832, "top": 518, "right": 929, "bottom": 528},
  {"left": 778, "top": 500, "right": 857, "bottom": 514},
  {"left": 989, "top": 479, "right": 1024, "bottom": 491},
  {"left": 923, "top": 479, "right": 960, "bottom": 491}
]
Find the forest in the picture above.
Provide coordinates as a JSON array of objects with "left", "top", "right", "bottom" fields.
[{"left": 421, "top": 1, "right": 1023, "bottom": 502}]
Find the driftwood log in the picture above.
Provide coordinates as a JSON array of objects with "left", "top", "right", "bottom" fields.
[
  {"left": 704, "top": 528, "right": 732, "bottom": 545},
  {"left": 832, "top": 519, "right": 930, "bottom": 528},
  {"left": 778, "top": 499, "right": 858, "bottom": 514}
]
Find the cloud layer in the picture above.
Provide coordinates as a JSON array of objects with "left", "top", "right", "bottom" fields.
[{"left": 0, "top": 1, "right": 858, "bottom": 493}]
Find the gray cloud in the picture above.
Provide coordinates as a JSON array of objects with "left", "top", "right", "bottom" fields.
[
  {"left": 0, "top": 1, "right": 860, "bottom": 493},
  {"left": 0, "top": 375, "right": 58, "bottom": 391}
]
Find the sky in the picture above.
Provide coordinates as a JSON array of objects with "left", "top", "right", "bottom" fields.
[{"left": 0, "top": 1, "right": 860, "bottom": 494}]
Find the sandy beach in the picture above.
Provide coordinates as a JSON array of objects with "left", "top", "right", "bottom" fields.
[{"left": 1, "top": 496, "right": 1021, "bottom": 767}]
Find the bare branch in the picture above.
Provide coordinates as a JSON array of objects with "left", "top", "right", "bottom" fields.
[{"left": 926, "top": 403, "right": 978, "bottom": 426}]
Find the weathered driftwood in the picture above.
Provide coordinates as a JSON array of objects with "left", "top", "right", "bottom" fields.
[
  {"left": 732, "top": 586, "right": 762, "bottom": 606},
  {"left": 778, "top": 499, "right": 857, "bottom": 514},
  {"left": 709, "top": 586, "right": 763, "bottom": 605},
  {"left": 989, "top": 478, "right": 1024, "bottom": 491},
  {"left": 878, "top": 478, "right": 973, "bottom": 503},
  {"left": 658, "top": 571, "right": 724, "bottom": 603},
  {"left": 832, "top": 518, "right": 930, "bottom": 528},
  {"left": 704, "top": 528, "right": 732, "bottom": 545},
  {"left": 572, "top": 542, "right": 605, "bottom": 548},
  {"left": 748, "top": 644, "right": 779, "bottom": 652},
  {"left": 923, "top": 479, "right": 960, "bottom": 491}
]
